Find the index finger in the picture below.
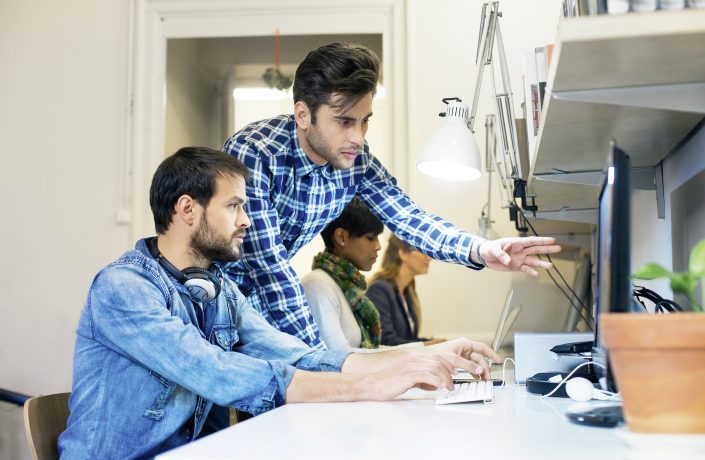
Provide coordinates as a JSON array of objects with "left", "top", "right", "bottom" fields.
[
  {"left": 445, "top": 353, "right": 485, "bottom": 377},
  {"left": 524, "top": 236, "right": 556, "bottom": 245},
  {"left": 465, "top": 340, "right": 502, "bottom": 364}
]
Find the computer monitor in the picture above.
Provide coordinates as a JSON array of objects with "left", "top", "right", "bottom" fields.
[{"left": 591, "top": 142, "right": 632, "bottom": 392}]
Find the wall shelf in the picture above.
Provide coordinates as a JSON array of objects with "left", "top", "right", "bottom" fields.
[{"left": 526, "top": 9, "right": 705, "bottom": 225}]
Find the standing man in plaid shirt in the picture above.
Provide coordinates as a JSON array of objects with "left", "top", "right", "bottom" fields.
[{"left": 223, "top": 42, "right": 560, "bottom": 349}]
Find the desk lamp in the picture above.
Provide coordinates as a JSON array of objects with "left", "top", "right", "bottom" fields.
[
  {"left": 417, "top": 97, "right": 481, "bottom": 181},
  {"left": 417, "top": 1, "right": 533, "bottom": 231}
]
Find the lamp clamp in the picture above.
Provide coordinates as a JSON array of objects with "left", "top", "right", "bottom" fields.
[{"left": 509, "top": 178, "right": 538, "bottom": 234}]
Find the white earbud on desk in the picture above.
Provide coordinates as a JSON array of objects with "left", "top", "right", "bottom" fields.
[{"left": 565, "top": 377, "right": 614, "bottom": 402}]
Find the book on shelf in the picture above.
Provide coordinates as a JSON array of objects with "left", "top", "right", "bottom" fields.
[
  {"left": 534, "top": 46, "right": 548, "bottom": 110},
  {"left": 521, "top": 46, "right": 551, "bottom": 160}
]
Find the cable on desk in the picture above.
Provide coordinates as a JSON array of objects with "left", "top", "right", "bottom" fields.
[{"left": 499, "top": 357, "right": 516, "bottom": 389}]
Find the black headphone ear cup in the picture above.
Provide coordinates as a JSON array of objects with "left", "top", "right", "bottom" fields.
[{"left": 182, "top": 268, "right": 221, "bottom": 302}]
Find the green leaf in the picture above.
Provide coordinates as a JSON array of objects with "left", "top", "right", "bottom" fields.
[
  {"left": 670, "top": 273, "right": 698, "bottom": 296},
  {"left": 688, "top": 239, "right": 705, "bottom": 277},
  {"left": 632, "top": 263, "right": 671, "bottom": 280}
]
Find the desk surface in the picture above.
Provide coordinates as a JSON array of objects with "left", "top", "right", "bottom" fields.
[{"left": 156, "top": 382, "right": 679, "bottom": 460}]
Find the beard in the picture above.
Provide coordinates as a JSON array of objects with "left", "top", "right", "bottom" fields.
[
  {"left": 190, "top": 213, "right": 243, "bottom": 263},
  {"left": 305, "top": 124, "right": 359, "bottom": 170}
]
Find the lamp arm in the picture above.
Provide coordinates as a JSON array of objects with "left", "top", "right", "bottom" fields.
[
  {"left": 471, "top": 2, "right": 525, "bottom": 184},
  {"left": 493, "top": 19, "right": 522, "bottom": 180},
  {"left": 484, "top": 114, "right": 497, "bottom": 214},
  {"left": 468, "top": 2, "right": 498, "bottom": 133}
]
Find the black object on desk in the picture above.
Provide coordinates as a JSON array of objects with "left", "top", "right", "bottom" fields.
[
  {"left": 550, "top": 340, "right": 594, "bottom": 354},
  {"left": 452, "top": 378, "right": 504, "bottom": 386},
  {"left": 566, "top": 405, "right": 623, "bottom": 428},
  {"left": 525, "top": 369, "right": 596, "bottom": 398}
]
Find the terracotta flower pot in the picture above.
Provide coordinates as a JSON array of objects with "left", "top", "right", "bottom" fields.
[{"left": 600, "top": 313, "right": 705, "bottom": 434}]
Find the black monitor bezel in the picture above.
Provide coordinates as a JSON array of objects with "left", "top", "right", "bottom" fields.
[{"left": 591, "top": 143, "right": 631, "bottom": 392}]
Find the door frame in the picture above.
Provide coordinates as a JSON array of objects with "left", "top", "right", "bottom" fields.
[{"left": 127, "top": 0, "right": 408, "bottom": 240}]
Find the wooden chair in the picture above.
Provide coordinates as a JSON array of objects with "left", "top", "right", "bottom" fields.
[{"left": 23, "top": 393, "right": 71, "bottom": 460}]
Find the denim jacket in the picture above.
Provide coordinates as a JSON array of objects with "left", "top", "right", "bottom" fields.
[{"left": 58, "top": 239, "right": 349, "bottom": 459}]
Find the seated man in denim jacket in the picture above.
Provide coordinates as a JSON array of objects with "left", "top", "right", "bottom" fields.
[{"left": 58, "top": 147, "right": 500, "bottom": 459}]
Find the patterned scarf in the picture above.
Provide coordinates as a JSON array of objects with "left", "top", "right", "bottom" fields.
[{"left": 312, "top": 251, "right": 381, "bottom": 348}]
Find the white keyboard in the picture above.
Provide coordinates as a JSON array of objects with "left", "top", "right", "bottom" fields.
[{"left": 435, "top": 380, "right": 495, "bottom": 405}]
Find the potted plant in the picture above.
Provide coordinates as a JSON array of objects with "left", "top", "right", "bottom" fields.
[{"left": 600, "top": 239, "right": 705, "bottom": 434}]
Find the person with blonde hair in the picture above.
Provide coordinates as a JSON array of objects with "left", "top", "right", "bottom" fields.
[{"left": 368, "top": 235, "right": 436, "bottom": 346}]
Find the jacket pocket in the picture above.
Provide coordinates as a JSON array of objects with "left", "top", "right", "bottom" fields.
[
  {"left": 143, "top": 370, "right": 176, "bottom": 421},
  {"left": 212, "top": 324, "right": 239, "bottom": 351}
]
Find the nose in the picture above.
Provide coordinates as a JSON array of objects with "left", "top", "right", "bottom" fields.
[
  {"left": 237, "top": 208, "right": 251, "bottom": 229},
  {"left": 349, "top": 123, "right": 365, "bottom": 146},
  {"left": 374, "top": 237, "right": 381, "bottom": 252}
]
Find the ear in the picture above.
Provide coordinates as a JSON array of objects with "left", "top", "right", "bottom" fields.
[
  {"left": 398, "top": 248, "right": 410, "bottom": 263},
  {"left": 333, "top": 227, "right": 348, "bottom": 248},
  {"left": 174, "top": 195, "right": 199, "bottom": 226},
  {"left": 294, "top": 100, "right": 311, "bottom": 130}
]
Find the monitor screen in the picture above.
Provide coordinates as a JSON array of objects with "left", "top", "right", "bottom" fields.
[{"left": 592, "top": 143, "right": 631, "bottom": 392}]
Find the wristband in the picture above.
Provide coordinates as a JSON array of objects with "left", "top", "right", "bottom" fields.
[{"left": 474, "top": 239, "right": 487, "bottom": 267}]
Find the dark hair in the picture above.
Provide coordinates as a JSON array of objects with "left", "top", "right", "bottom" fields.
[
  {"left": 320, "top": 197, "right": 383, "bottom": 251},
  {"left": 149, "top": 147, "right": 249, "bottom": 234},
  {"left": 293, "top": 42, "right": 380, "bottom": 123}
]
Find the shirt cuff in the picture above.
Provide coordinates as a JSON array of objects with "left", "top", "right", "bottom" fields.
[
  {"left": 315, "top": 349, "right": 351, "bottom": 371},
  {"left": 462, "top": 234, "right": 484, "bottom": 271},
  {"left": 268, "top": 361, "right": 298, "bottom": 410}
]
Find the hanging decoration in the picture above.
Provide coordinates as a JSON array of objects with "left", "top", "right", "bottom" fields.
[{"left": 262, "top": 29, "right": 293, "bottom": 91}]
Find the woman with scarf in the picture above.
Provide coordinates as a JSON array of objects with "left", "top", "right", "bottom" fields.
[{"left": 302, "top": 198, "right": 384, "bottom": 351}]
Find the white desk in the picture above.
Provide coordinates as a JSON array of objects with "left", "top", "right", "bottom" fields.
[{"left": 156, "top": 383, "right": 677, "bottom": 460}]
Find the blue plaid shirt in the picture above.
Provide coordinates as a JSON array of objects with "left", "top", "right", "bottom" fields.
[{"left": 223, "top": 115, "right": 482, "bottom": 348}]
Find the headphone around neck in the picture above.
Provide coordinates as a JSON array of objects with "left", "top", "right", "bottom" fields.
[{"left": 146, "top": 237, "right": 221, "bottom": 302}]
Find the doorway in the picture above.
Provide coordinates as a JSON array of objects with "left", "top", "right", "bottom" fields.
[
  {"left": 128, "top": 0, "right": 407, "bottom": 243},
  {"left": 164, "top": 33, "right": 386, "bottom": 275}
]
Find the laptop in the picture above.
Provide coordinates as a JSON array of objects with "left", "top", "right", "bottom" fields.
[{"left": 489, "top": 289, "right": 522, "bottom": 364}]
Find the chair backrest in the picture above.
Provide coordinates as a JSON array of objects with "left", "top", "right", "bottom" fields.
[{"left": 23, "top": 393, "right": 71, "bottom": 460}]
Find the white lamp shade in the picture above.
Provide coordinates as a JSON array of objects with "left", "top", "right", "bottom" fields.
[{"left": 417, "top": 102, "right": 482, "bottom": 181}]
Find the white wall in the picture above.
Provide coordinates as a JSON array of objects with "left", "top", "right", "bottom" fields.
[
  {"left": 631, "top": 123, "right": 705, "bottom": 300},
  {"left": 0, "top": 0, "right": 131, "bottom": 396},
  {"left": 406, "top": 0, "right": 565, "bottom": 341}
]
